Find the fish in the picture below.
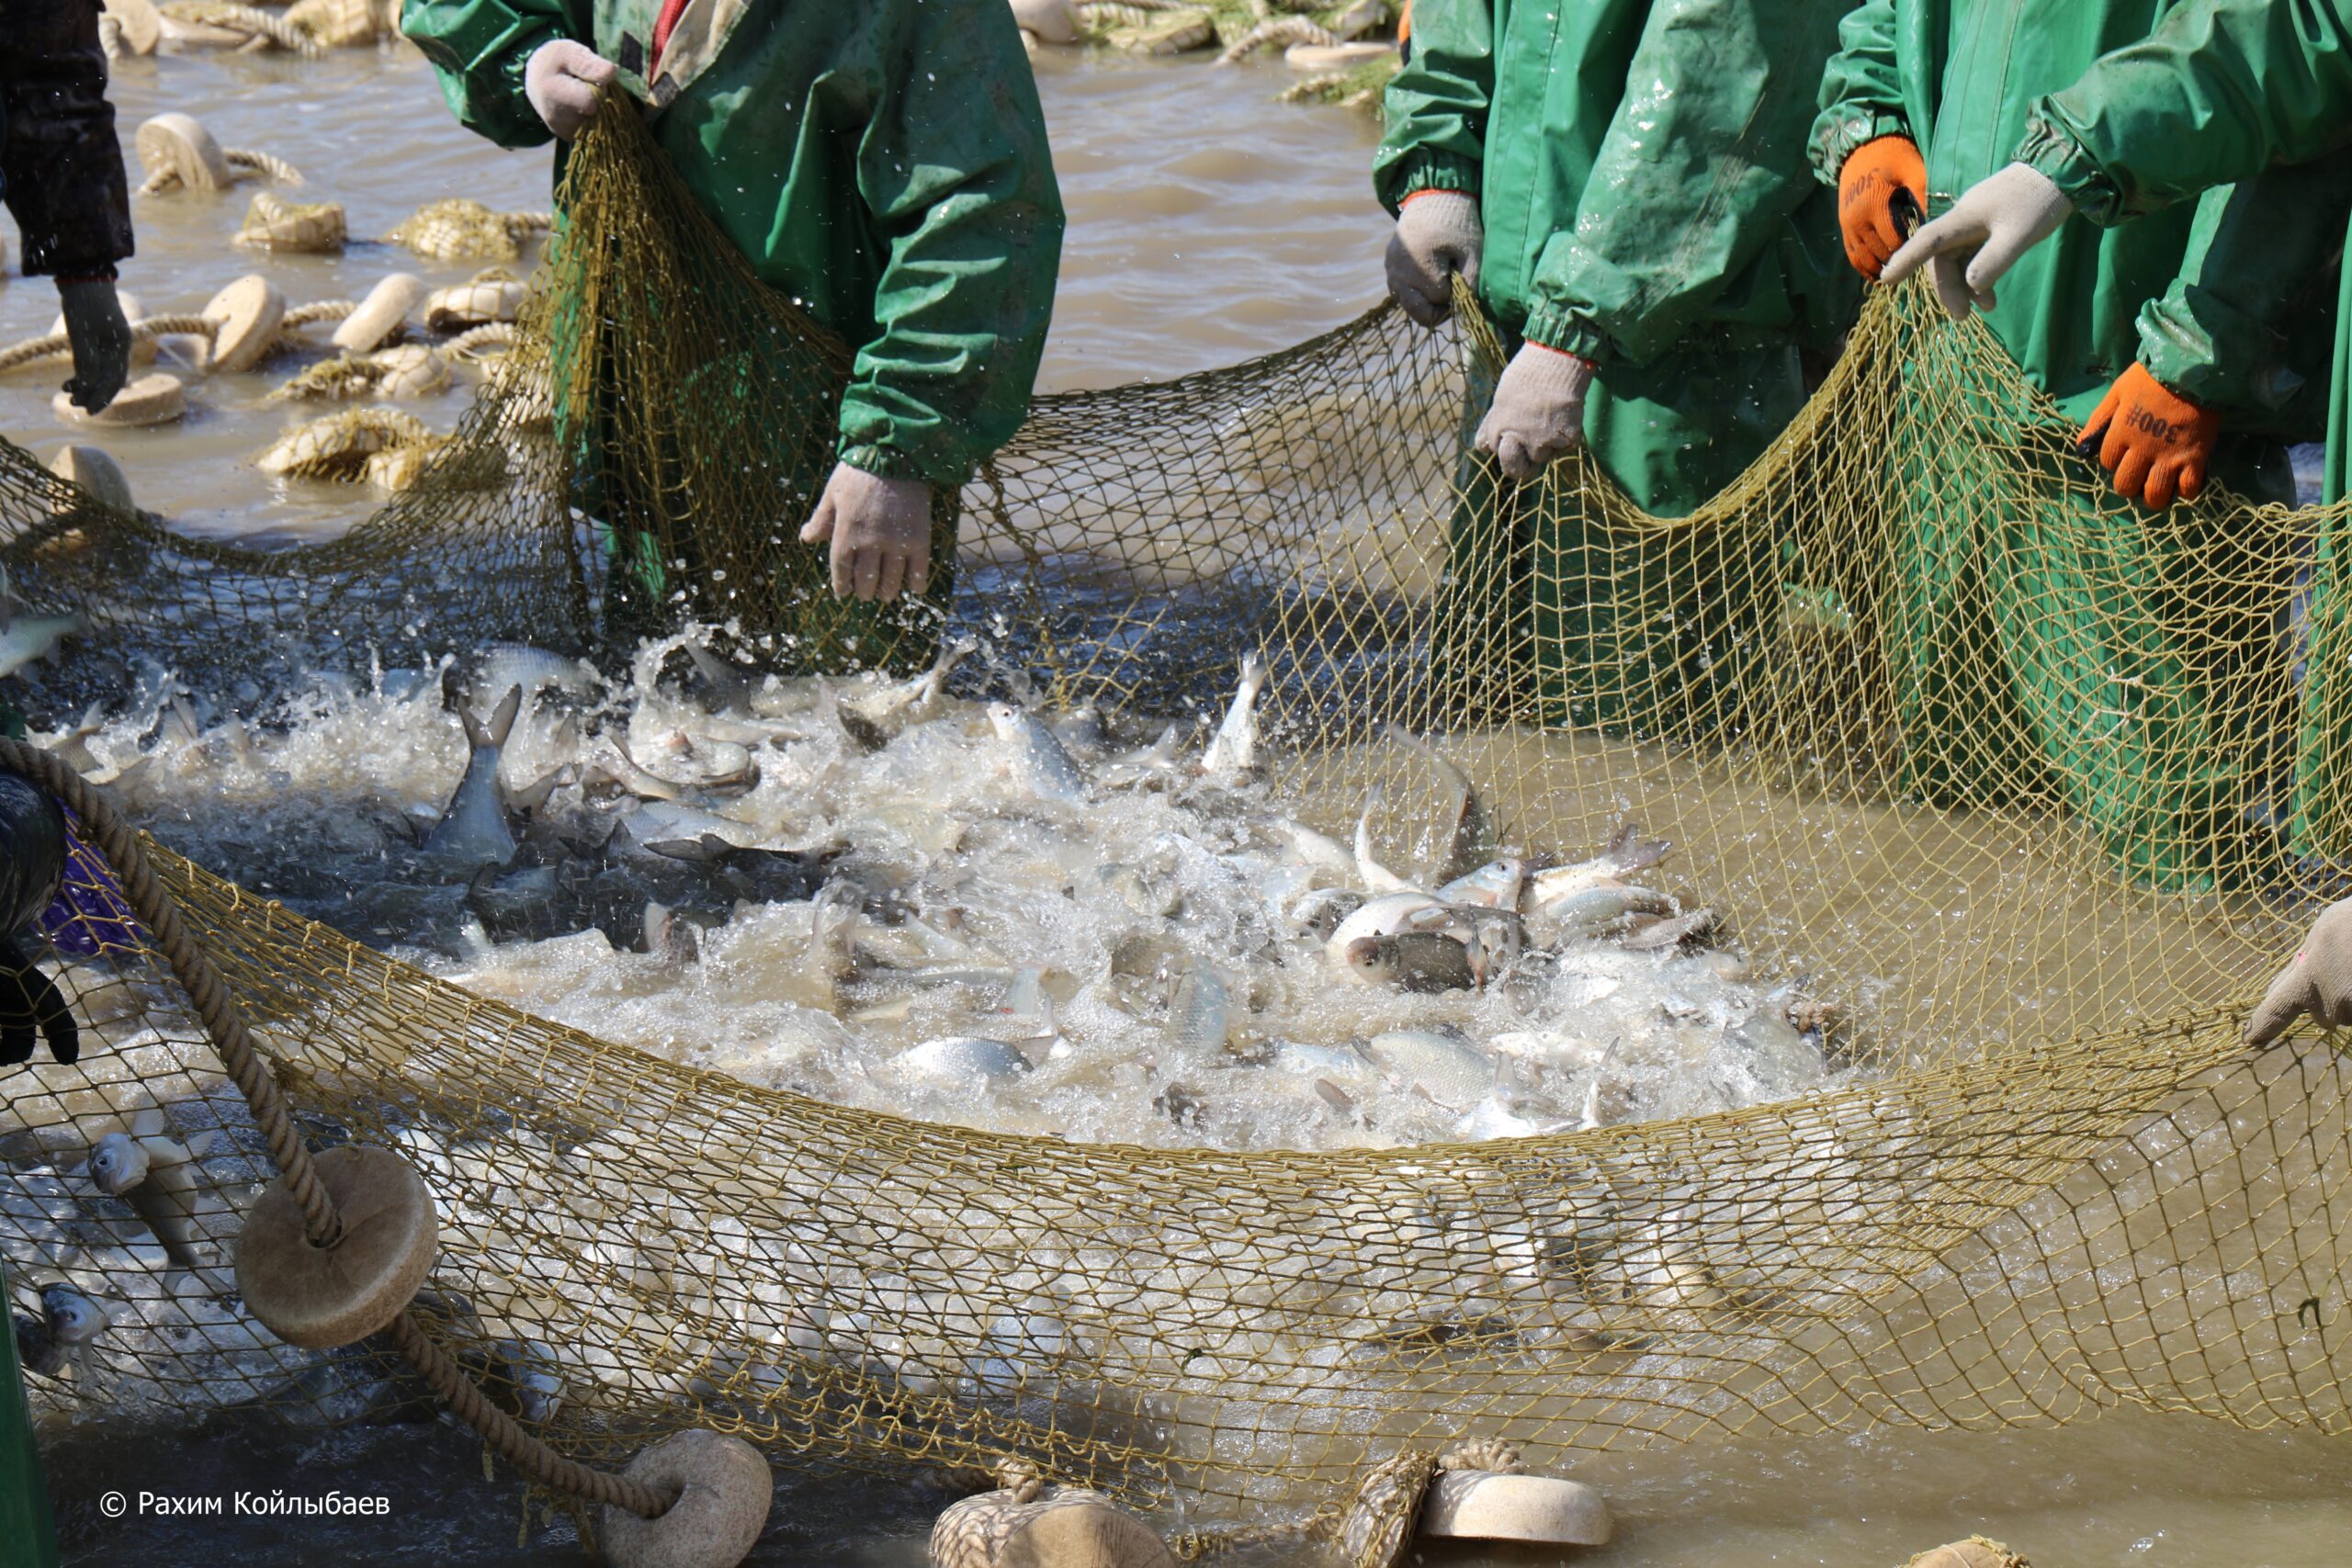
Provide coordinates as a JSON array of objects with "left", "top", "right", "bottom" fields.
[
  {"left": 839, "top": 636, "right": 974, "bottom": 748},
  {"left": 807, "top": 884, "right": 860, "bottom": 1010},
  {"left": 641, "top": 900, "right": 699, "bottom": 964},
  {"left": 1288, "top": 885, "right": 1365, "bottom": 940},
  {"left": 424, "top": 683, "right": 522, "bottom": 867},
  {"left": 1274, "top": 818, "right": 1357, "bottom": 879},
  {"left": 1385, "top": 726, "right": 1493, "bottom": 884},
  {"left": 1096, "top": 723, "right": 1188, "bottom": 791},
  {"left": 988, "top": 702, "right": 1090, "bottom": 806},
  {"left": 1438, "top": 856, "right": 1527, "bottom": 910},
  {"left": 1343, "top": 931, "right": 1479, "bottom": 993},
  {"left": 88, "top": 1116, "right": 228, "bottom": 1284},
  {"left": 17, "top": 1284, "right": 106, "bottom": 1382},
  {"left": 1456, "top": 1095, "right": 1574, "bottom": 1141},
  {"left": 1325, "top": 891, "right": 1453, "bottom": 964},
  {"left": 1354, "top": 789, "right": 1424, "bottom": 897},
  {"left": 1361, "top": 1029, "right": 1496, "bottom": 1110},
  {"left": 1526, "top": 823, "right": 1674, "bottom": 910},
  {"left": 1622, "top": 907, "right": 1716, "bottom": 952},
  {"left": 1164, "top": 963, "right": 1234, "bottom": 1055},
  {"left": 0, "top": 611, "right": 82, "bottom": 681},
  {"left": 884, "top": 1036, "right": 1032, "bottom": 1093},
  {"left": 1528, "top": 884, "right": 1678, "bottom": 944},
  {"left": 582, "top": 733, "right": 684, "bottom": 802},
  {"left": 1200, "top": 650, "right": 1268, "bottom": 779}
]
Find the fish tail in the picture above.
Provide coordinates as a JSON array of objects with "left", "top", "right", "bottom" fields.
[{"left": 468, "top": 682, "right": 524, "bottom": 750}]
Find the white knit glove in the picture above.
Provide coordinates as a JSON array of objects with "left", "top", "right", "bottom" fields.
[
  {"left": 800, "top": 462, "right": 934, "bottom": 604},
  {"left": 1882, "top": 162, "right": 2076, "bottom": 321},
  {"left": 525, "top": 39, "right": 618, "bottom": 141},
  {"left": 1474, "top": 342, "right": 1594, "bottom": 482},
  {"left": 2245, "top": 899, "right": 2352, "bottom": 1046},
  {"left": 1385, "top": 191, "right": 1482, "bottom": 328}
]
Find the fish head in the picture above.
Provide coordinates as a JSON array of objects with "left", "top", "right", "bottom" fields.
[
  {"left": 88, "top": 1132, "right": 148, "bottom": 1195},
  {"left": 41, "top": 1287, "right": 103, "bottom": 1343},
  {"left": 1342, "top": 935, "right": 1393, "bottom": 982},
  {"left": 985, "top": 702, "right": 1021, "bottom": 739}
]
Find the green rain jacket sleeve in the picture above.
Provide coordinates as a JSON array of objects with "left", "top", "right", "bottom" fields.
[
  {"left": 400, "top": 0, "right": 585, "bottom": 151},
  {"left": 1520, "top": 0, "right": 1852, "bottom": 362},
  {"left": 2016, "top": 0, "right": 2352, "bottom": 226},
  {"left": 1808, "top": 0, "right": 1916, "bottom": 186},
  {"left": 838, "top": 0, "right": 1064, "bottom": 487},
  {"left": 2132, "top": 160, "right": 2352, "bottom": 426},
  {"left": 1371, "top": 0, "right": 1491, "bottom": 211}
]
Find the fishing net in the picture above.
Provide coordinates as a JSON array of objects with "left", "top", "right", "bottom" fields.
[{"left": 5, "top": 97, "right": 2351, "bottom": 1541}]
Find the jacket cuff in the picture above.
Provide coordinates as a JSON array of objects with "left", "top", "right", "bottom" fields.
[
  {"left": 838, "top": 441, "right": 955, "bottom": 487},
  {"left": 2017, "top": 110, "right": 2129, "bottom": 227},
  {"left": 1808, "top": 108, "right": 1910, "bottom": 187},
  {"left": 1520, "top": 305, "right": 1607, "bottom": 364},
  {"left": 1378, "top": 151, "right": 1479, "bottom": 217},
  {"left": 2136, "top": 293, "right": 2300, "bottom": 417}
]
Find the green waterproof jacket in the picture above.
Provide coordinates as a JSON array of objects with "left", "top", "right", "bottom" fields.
[
  {"left": 1812, "top": 0, "right": 2332, "bottom": 428},
  {"left": 2016, "top": 0, "right": 2352, "bottom": 493},
  {"left": 1372, "top": 0, "right": 1855, "bottom": 366},
  {"left": 401, "top": 0, "right": 1065, "bottom": 489}
]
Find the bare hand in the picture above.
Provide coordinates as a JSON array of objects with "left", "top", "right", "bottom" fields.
[{"left": 799, "top": 462, "right": 933, "bottom": 604}]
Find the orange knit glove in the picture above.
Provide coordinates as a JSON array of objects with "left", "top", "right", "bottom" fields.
[
  {"left": 2075, "top": 363, "right": 2220, "bottom": 510},
  {"left": 1837, "top": 135, "right": 1927, "bottom": 280}
]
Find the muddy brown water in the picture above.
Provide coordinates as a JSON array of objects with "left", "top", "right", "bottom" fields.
[{"left": 8, "top": 34, "right": 2349, "bottom": 1568}]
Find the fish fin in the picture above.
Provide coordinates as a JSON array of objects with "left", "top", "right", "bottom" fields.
[
  {"left": 484, "top": 683, "right": 524, "bottom": 748},
  {"left": 129, "top": 1107, "right": 165, "bottom": 1140},
  {"left": 509, "top": 761, "right": 571, "bottom": 815}
]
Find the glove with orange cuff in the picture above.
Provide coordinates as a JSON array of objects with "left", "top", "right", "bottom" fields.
[
  {"left": 2075, "top": 363, "right": 2219, "bottom": 510},
  {"left": 1836, "top": 135, "right": 1927, "bottom": 280}
]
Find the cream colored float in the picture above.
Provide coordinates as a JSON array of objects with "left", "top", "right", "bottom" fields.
[
  {"left": 257, "top": 407, "right": 435, "bottom": 481},
  {"left": 1009, "top": 0, "right": 1082, "bottom": 45},
  {"left": 282, "top": 0, "right": 403, "bottom": 47},
  {"left": 1285, "top": 40, "right": 1394, "bottom": 69},
  {"left": 423, "top": 269, "right": 528, "bottom": 332},
  {"left": 333, "top": 274, "right": 432, "bottom": 354},
  {"left": 52, "top": 373, "right": 187, "bottom": 429},
  {"left": 234, "top": 192, "right": 348, "bottom": 254},
  {"left": 200, "top": 276, "right": 288, "bottom": 374},
  {"left": 268, "top": 344, "right": 452, "bottom": 403},
  {"left": 48, "top": 446, "right": 137, "bottom": 516},
  {"left": 99, "top": 0, "right": 164, "bottom": 56},
  {"left": 134, "top": 114, "right": 302, "bottom": 196},
  {"left": 156, "top": 0, "right": 326, "bottom": 55},
  {"left": 930, "top": 1474, "right": 1173, "bottom": 1568},
  {"left": 386, "top": 199, "right": 555, "bottom": 265}
]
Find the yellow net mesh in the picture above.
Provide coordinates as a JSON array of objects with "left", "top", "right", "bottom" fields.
[{"left": 4, "top": 101, "right": 2349, "bottom": 1532}]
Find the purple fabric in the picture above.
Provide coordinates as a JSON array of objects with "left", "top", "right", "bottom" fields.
[{"left": 38, "top": 804, "right": 142, "bottom": 956}]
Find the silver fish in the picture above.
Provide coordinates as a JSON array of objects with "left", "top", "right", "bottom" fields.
[
  {"left": 1325, "top": 890, "right": 1453, "bottom": 964},
  {"left": 1529, "top": 884, "right": 1677, "bottom": 944},
  {"left": 1097, "top": 723, "right": 1188, "bottom": 791},
  {"left": 424, "top": 683, "right": 522, "bottom": 866},
  {"left": 19, "top": 1284, "right": 106, "bottom": 1381},
  {"left": 1275, "top": 818, "right": 1357, "bottom": 879},
  {"left": 641, "top": 901, "right": 699, "bottom": 965},
  {"left": 885, "top": 1036, "right": 1032, "bottom": 1092},
  {"left": 89, "top": 1126, "right": 220, "bottom": 1279},
  {"left": 1385, "top": 726, "right": 1493, "bottom": 884},
  {"left": 1526, "top": 822, "right": 1674, "bottom": 910},
  {"left": 842, "top": 636, "right": 973, "bottom": 736},
  {"left": 1200, "top": 649, "right": 1269, "bottom": 778},
  {"left": 1439, "top": 856, "right": 1527, "bottom": 910},
  {"left": 1362, "top": 1030, "right": 1496, "bottom": 1110},
  {"left": 988, "top": 702, "right": 1089, "bottom": 806},
  {"left": 1343, "top": 931, "right": 1479, "bottom": 993},
  {"left": 0, "top": 581, "right": 78, "bottom": 679},
  {"left": 1165, "top": 963, "right": 1234, "bottom": 1055},
  {"left": 583, "top": 733, "right": 684, "bottom": 802},
  {"left": 1354, "top": 788, "right": 1423, "bottom": 896}
]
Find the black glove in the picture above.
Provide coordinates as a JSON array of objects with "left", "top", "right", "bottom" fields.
[{"left": 0, "top": 931, "right": 76, "bottom": 1066}]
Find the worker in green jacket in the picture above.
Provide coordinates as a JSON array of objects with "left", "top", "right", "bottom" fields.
[
  {"left": 1814, "top": 0, "right": 2338, "bottom": 893},
  {"left": 1883, "top": 0, "right": 2352, "bottom": 893},
  {"left": 401, "top": 0, "right": 1064, "bottom": 665},
  {"left": 1374, "top": 0, "right": 1857, "bottom": 732}
]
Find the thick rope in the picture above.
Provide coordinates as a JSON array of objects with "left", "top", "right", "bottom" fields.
[
  {"left": 157, "top": 1, "right": 326, "bottom": 57},
  {"left": 502, "top": 210, "right": 555, "bottom": 237},
  {"left": 388, "top": 1315, "right": 669, "bottom": 1517},
  {"left": 0, "top": 315, "right": 216, "bottom": 375},
  {"left": 225, "top": 147, "right": 303, "bottom": 186},
  {"left": 283, "top": 300, "right": 356, "bottom": 329},
  {"left": 0, "top": 740, "right": 675, "bottom": 1523}
]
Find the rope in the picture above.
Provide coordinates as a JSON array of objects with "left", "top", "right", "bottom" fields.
[
  {"left": 283, "top": 300, "right": 357, "bottom": 329},
  {"left": 157, "top": 1, "right": 325, "bottom": 57},
  {"left": 443, "top": 322, "right": 517, "bottom": 360},
  {"left": 502, "top": 211, "right": 555, "bottom": 237},
  {"left": 0, "top": 739, "right": 675, "bottom": 1524},
  {"left": 225, "top": 148, "right": 303, "bottom": 186},
  {"left": 0, "top": 315, "right": 217, "bottom": 375}
]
